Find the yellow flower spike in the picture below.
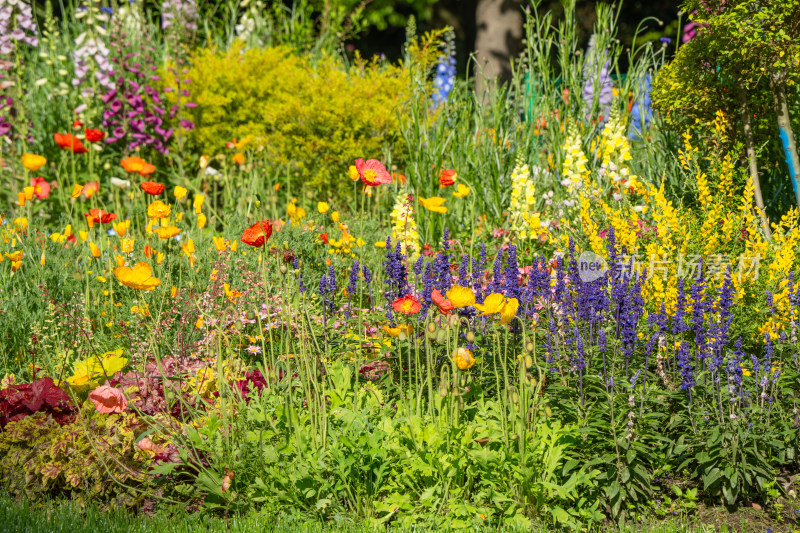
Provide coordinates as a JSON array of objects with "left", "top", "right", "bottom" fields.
[
  {"left": 5, "top": 250, "right": 23, "bottom": 262},
  {"left": 113, "top": 261, "right": 161, "bottom": 291},
  {"left": 71, "top": 184, "right": 84, "bottom": 198},
  {"left": 115, "top": 255, "right": 126, "bottom": 268},
  {"left": 17, "top": 193, "right": 25, "bottom": 207},
  {"left": 174, "top": 186, "right": 188, "bottom": 201},
  {"left": 88, "top": 242, "right": 101, "bottom": 258},
  {"left": 419, "top": 196, "right": 447, "bottom": 214},
  {"left": 156, "top": 252, "right": 164, "bottom": 265},
  {"left": 23, "top": 187, "right": 35, "bottom": 201},
  {"left": 197, "top": 213, "right": 207, "bottom": 228},
  {"left": 78, "top": 230, "right": 88, "bottom": 242},
  {"left": 193, "top": 194, "right": 205, "bottom": 213},
  {"left": 446, "top": 286, "right": 476, "bottom": 308},
  {"left": 21, "top": 153, "right": 46, "bottom": 172},
  {"left": 317, "top": 202, "right": 329, "bottom": 214},
  {"left": 331, "top": 211, "right": 339, "bottom": 223},
  {"left": 453, "top": 184, "right": 470, "bottom": 198}
]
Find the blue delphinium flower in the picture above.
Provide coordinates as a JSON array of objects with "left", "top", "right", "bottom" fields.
[
  {"left": 473, "top": 244, "right": 487, "bottom": 303},
  {"left": 422, "top": 262, "right": 435, "bottom": 314},
  {"left": 582, "top": 35, "right": 613, "bottom": 125},
  {"left": 629, "top": 73, "right": 653, "bottom": 140},
  {"left": 458, "top": 255, "right": 470, "bottom": 287},
  {"left": 504, "top": 243, "right": 520, "bottom": 299},
  {"left": 432, "top": 36, "right": 456, "bottom": 107},
  {"left": 293, "top": 257, "right": 305, "bottom": 293},
  {"left": 489, "top": 248, "right": 504, "bottom": 295}
]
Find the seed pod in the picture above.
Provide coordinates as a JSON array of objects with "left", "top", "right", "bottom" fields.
[
  {"left": 439, "top": 386, "right": 448, "bottom": 397},
  {"left": 545, "top": 406, "right": 552, "bottom": 417},
  {"left": 435, "top": 329, "right": 447, "bottom": 344},
  {"left": 280, "top": 264, "right": 288, "bottom": 275},
  {"left": 524, "top": 355, "right": 533, "bottom": 369},
  {"left": 525, "top": 341, "right": 535, "bottom": 353},
  {"left": 527, "top": 374, "right": 537, "bottom": 388},
  {"left": 427, "top": 322, "right": 438, "bottom": 334}
]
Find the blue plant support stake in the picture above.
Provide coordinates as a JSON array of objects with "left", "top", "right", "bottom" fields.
[{"left": 779, "top": 126, "right": 800, "bottom": 207}]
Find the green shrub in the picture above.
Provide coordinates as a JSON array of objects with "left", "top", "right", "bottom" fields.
[{"left": 171, "top": 44, "right": 414, "bottom": 201}]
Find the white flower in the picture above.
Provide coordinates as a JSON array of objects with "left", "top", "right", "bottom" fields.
[{"left": 110, "top": 177, "right": 131, "bottom": 189}]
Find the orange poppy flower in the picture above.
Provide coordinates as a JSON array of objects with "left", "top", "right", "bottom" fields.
[
  {"left": 392, "top": 295, "right": 421, "bottom": 315},
  {"left": 140, "top": 181, "right": 165, "bottom": 195},
  {"left": 439, "top": 169, "right": 457, "bottom": 188},
  {"left": 241, "top": 220, "right": 273, "bottom": 248},
  {"left": 54, "top": 133, "right": 88, "bottom": 154},
  {"left": 84, "top": 209, "right": 117, "bottom": 224},
  {"left": 121, "top": 156, "right": 156, "bottom": 176},
  {"left": 431, "top": 289, "right": 454, "bottom": 315},
  {"left": 85, "top": 128, "right": 106, "bottom": 143}
]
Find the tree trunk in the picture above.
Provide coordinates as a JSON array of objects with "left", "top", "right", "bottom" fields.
[
  {"left": 738, "top": 84, "right": 772, "bottom": 241},
  {"left": 474, "top": 0, "right": 523, "bottom": 101},
  {"left": 770, "top": 71, "right": 800, "bottom": 210}
]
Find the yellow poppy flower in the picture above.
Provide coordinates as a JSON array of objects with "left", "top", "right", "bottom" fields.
[
  {"left": 446, "top": 286, "right": 475, "bottom": 308},
  {"left": 21, "top": 153, "right": 47, "bottom": 172},
  {"left": 453, "top": 347, "right": 476, "bottom": 370},
  {"left": 318, "top": 202, "right": 329, "bottom": 214},
  {"left": 114, "top": 262, "right": 161, "bottom": 291},
  {"left": 419, "top": 196, "right": 447, "bottom": 214},
  {"left": 453, "top": 184, "right": 470, "bottom": 197},
  {"left": 158, "top": 225, "right": 182, "bottom": 239},
  {"left": 147, "top": 201, "right": 171, "bottom": 219},
  {"left": 174, "top": 186, "right": 188, "bottom": 201}
]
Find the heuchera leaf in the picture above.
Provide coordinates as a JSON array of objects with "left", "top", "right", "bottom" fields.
[{"left": 0, "top": 377, "right": 77, "bottom": 428}]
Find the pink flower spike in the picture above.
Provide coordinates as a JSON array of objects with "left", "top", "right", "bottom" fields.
[
  {"left": 354, "top": 158, "right": 392, "bottom": 186},
  {"left": 89, "top": 385, "right": 128, "bottom": 414}
]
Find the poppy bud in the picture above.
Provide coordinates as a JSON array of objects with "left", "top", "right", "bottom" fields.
[{"left": 466, "top": 331, "right": 475, "bottom": 342}]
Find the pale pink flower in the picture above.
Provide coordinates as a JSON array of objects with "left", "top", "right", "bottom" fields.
[{"left": 88, "top": 385, "right": 128, "bottom": 414}]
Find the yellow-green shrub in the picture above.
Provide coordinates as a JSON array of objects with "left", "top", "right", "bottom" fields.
[{"left": 172, "top": 43, "right": 412, "bottom": 200}]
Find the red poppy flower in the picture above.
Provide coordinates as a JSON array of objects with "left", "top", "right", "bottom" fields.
[
  {"left": 54, "top": 133, "right": 88, "bottom": 154},
  {"left": 439, "top": 169, "right": 457, "bottom": 187},
  {"left": 85, "top": 128, "right": 106, "bottom": 143},
  {"left": 319, "top": 232, "right": 329, "bottom": 245},
  {"left": 140, "top": 181, "right": 165, "bottom": 195},
  {"left": 84, "top": 209, "right": 117, "bottom": 224},
  {"left": 241, "top": 220, "right": 273, "bottom": 248},
  {"left": 355, "top": 158, "right": 392, "bottom": 186},
  {"left": 392, "top": 295, "right": 421, "bottom": 315},
  {"left": 30, "top": 177, "right": 51, "bottom": 200},
  {"left": 431, "top": 289, "right": 454, "bottom": 315},
  {"left": 72, "top": 120, "right": 83, "bottom": 129}
]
